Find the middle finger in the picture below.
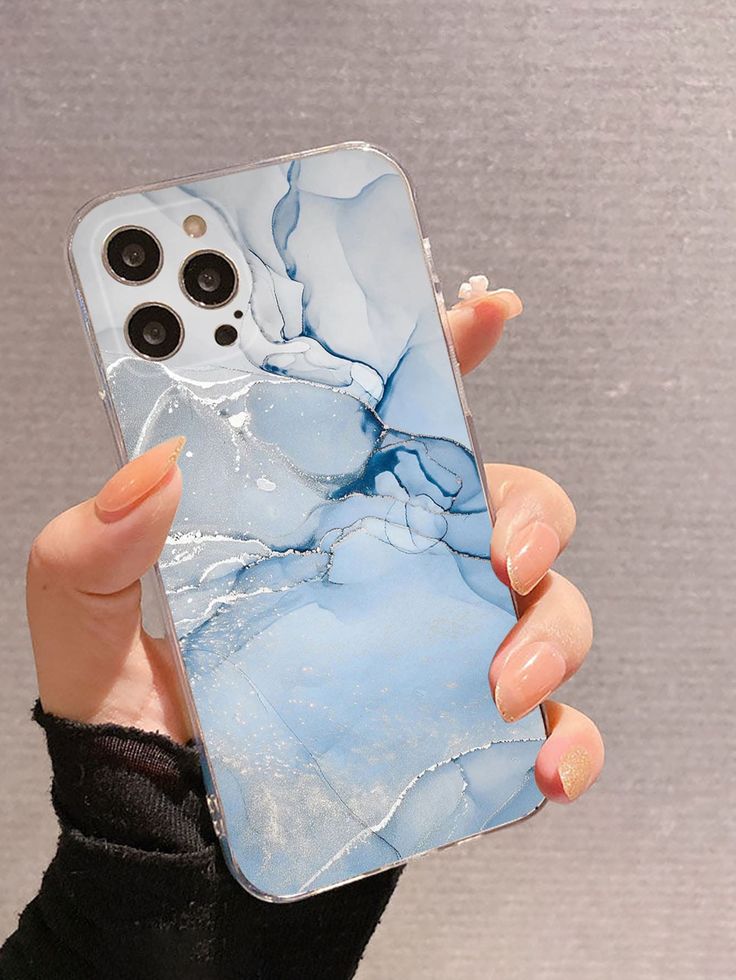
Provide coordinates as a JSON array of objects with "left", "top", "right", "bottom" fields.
[{"left": 489, "top": 571, "right": 593, "bottom": 723}]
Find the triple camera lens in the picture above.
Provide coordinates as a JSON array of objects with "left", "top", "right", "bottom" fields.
[
  {"left": 105, "top": 225, "right": 239, "bottom": 360},
  {"left": 105, "top": 227, "right": 162, "bottom": 284}
]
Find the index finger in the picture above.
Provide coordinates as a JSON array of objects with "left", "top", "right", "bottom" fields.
[{"left": 446, "top": 279, "right": 523, "bottom": 374}]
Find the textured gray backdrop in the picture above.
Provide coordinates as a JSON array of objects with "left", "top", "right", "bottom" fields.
[{"left": 1, "top": 2, "right": 734, "bottom": 977}]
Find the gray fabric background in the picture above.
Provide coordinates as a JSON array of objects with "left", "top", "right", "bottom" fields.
[{"left": 1, "top": 1, "right": 734, "bottom": 976}]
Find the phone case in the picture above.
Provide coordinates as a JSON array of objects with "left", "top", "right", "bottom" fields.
[{"left": 68, "top": 143, "right": 546, "bottom": 901}]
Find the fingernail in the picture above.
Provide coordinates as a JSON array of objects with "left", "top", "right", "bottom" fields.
[
  {"left": 493, "top": 641, "right": 567, "bottom": 722},
  {"left": 506, "top": 521, "right": 560, "bottom": 595},
  {"left": 95, "top": 436, "right": 185, "bottom": 522},
  {"left": 455, "top": 285, "right": 523, "bottom": 322},
  {"left": 558, "top": 746, "right": 593, "bottom": 801},
  {"left": 489, "top": 288, "right": 523, "bottom": 319}
]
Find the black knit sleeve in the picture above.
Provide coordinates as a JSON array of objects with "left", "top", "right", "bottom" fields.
[{"left": 0, "top": 704, "right": 402, "bottom": 980}]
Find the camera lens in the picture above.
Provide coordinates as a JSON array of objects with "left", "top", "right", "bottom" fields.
[
  {"left": 198, "top": 267, "right": 221, "bottom": 292},
  {"left": 181, "top": 251, "right": 237, "bottom": 307},
  {"left": 122, "top": 243, "right": 146, "bottom": 269},
  {"left": 105, "top": 227, "right": 162, "bottom": 284},
  {"left": 125, "top": 304, "right": 183, "bottom": 360}
]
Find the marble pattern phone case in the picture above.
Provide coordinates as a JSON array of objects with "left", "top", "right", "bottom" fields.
[{"left": 69, "top": 144, "right": 545, "bottom": 900}]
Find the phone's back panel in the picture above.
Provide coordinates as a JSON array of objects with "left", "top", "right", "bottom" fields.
[{"left": 70, "top": 144, "right": 546, "bottom": 900}]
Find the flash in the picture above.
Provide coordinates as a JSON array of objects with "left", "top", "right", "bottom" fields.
[{"left": 183, "top": 214, "right": 207, "bottom": 238}]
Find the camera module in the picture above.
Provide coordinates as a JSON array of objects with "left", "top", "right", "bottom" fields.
[
  {"left": 180, "top": 251, "right": 238, "bottom": 308},
  {"left": 105, "top": 227, "right": 162, "bottom": 284},
  {"left": 125, "top": 304, "right": 183, "bottom": 360}
]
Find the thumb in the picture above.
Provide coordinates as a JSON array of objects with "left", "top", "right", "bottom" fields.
[{"left": 27, "top": 437, "right": 185, "bottom": 726}]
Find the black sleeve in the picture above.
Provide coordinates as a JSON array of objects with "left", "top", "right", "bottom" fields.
[{"left": 0, "top": 704, "right": 402, "bottom": 980}]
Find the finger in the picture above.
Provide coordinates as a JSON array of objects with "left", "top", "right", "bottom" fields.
[
  {"left": 535, "top": 701, "right": 604, "bottom": 803},
  {"left": 486, "top": 463, "right": 577, "bottom": 595},
  {"left": 489, "top": 571, "right": 593, "bottom": 723},
  {"left": 27, "top": 437, "right": 185, "bottom": 724},
  {"left": 446, "top": 279, "right": 523, "bottom": 375}
]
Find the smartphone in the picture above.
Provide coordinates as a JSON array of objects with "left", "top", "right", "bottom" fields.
[{"left": 67, "top": 142, "right": 546, "bottom": 901}]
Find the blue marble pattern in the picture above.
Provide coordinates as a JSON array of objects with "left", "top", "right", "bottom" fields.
[{"left": 72, "top": 146, "right": 545, "bottom": 899}]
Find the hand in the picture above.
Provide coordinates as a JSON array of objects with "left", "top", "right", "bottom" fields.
[{"left": 26, "top": 278, "right": 603, "bottom": 802}]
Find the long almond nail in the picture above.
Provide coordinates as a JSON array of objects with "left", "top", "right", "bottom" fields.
[
  {"left": 95, "top": 437, "right": 185, "bottom": 522},
  {"left": 506, "top": 521, "right": 560, "bottom": 595},
  {"left": 494, "top": 641, "right": 567, "bottom": 722},
  {"left": 558, "top": 746, "right": 593, "bottom": 801}
]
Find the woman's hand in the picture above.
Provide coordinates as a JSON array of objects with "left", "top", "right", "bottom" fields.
[{"left": 26, "top": 278, "right": 603, "bottom": 802}]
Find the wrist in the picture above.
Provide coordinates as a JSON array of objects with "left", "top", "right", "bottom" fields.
[{"left": 33, "top": 700, "right": 213, "bottom": 853}]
